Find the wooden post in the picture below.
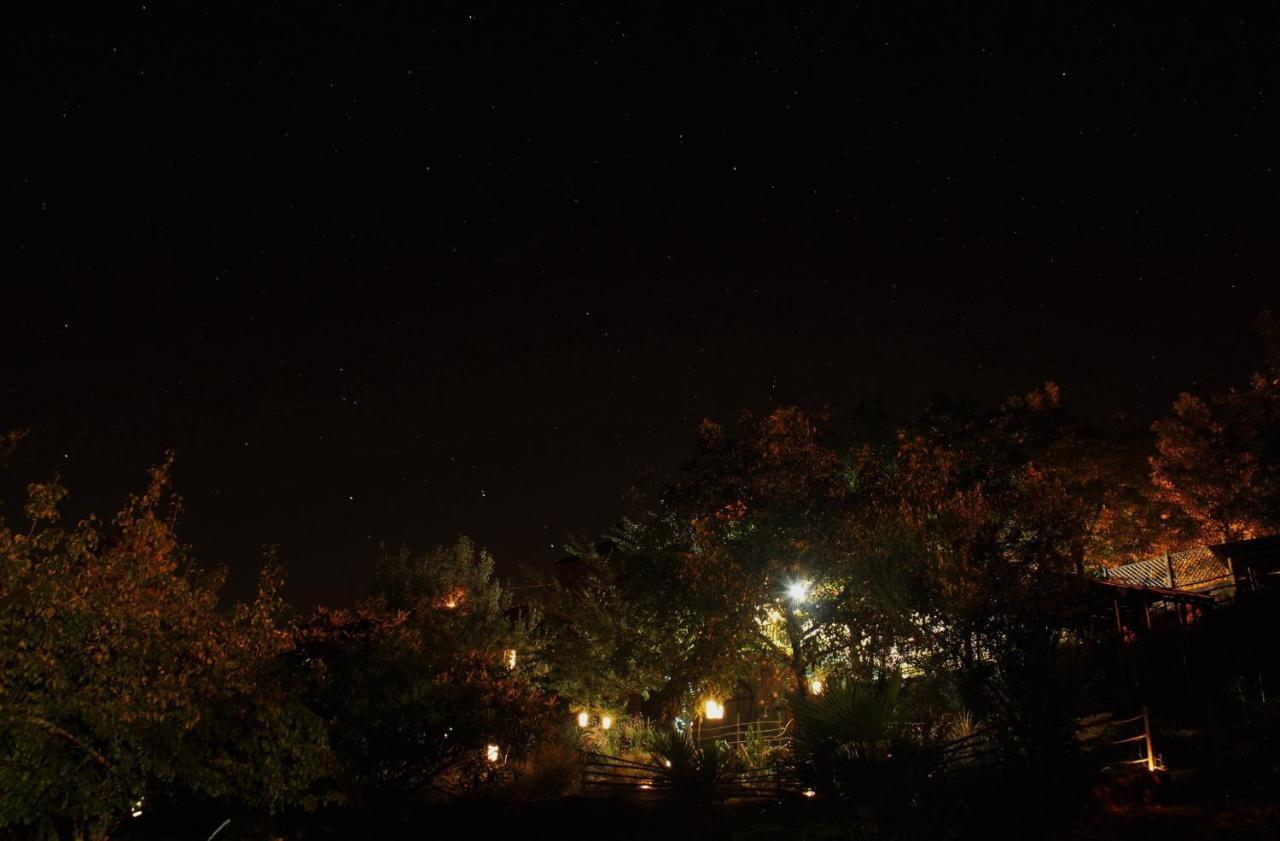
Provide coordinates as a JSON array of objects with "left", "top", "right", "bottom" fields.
[
  {"left": 1141, "top": 705, "right": 1155, "bottom": 772},
  {"left": 1166, "top": 551, "right": 1177, "bottom": 590}
]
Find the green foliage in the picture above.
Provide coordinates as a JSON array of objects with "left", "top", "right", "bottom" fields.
[
  {"left": 789, "top": 677, "right": 945, "bottom": 836},
  {"left": 0, "top": 460, "right": 330, "bottom": 839},
  {"left": 295, "top": 536, "right": 556, "bottom": 802},
  {"left": 538, "top": 535, "right": 671, "bottom": 714},
  {"left": 507, "top": 738, "right": 581, "bottom": 802},
  {"left": 645, "top": 727, "right": 740, "bottom": 807}
]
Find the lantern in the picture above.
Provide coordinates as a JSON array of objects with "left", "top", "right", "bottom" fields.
[{"left": 704, "top": 699, "right": 725, "bottom": 720}]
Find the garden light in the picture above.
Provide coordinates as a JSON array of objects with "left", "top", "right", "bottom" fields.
[
  {"left": 577, "top": 711, "right": 590, "bottom": 728},
  {"left": 704, "top": 698, "right": 725, "bottom": 720}
]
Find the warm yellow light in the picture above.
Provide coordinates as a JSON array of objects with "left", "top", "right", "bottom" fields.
[
  {"left": 503, "top": 648, "right": 517, "bottom": 669},
  {"left": 130, "top": 797, "right": 144, "bottom": 818},
  {"left": 786, "top": 579, "right": 811, "bottom": 603},
  {"left": 704, "top": 699, "right": 725, "bottom": 720},
  {"left": 802, "top": 789, "right": 817, "bottom": 798},
  {"left": 809, "top": 679, "right": 824, "bottom": 695},
  {"left": 577, "top": 711, "right": 590, "bottom": 728},
  {"left": 486, "top": 744, "right": 501, "bottom": 763},
  {"left": 601, "top": 715, "right": 613, "bottom": 730}
]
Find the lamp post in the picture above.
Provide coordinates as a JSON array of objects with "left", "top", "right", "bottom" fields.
[{"left": 783, "top": 577, "right": 813, "bottom": 698}]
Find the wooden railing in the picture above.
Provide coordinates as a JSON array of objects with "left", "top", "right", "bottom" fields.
[
  {"left": 579, "top": 739, "right": 802, "bottom": 802},
  {"left": 1079, "top": 706, "right": 1157, "bottom": 771},
  {"left": 694, "top": 717, "right": 792, "bottom": 748}
]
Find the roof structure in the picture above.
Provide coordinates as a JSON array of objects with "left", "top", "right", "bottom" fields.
[{"left": 1099, "top": 545, "right": 1234, "bottom": 599}]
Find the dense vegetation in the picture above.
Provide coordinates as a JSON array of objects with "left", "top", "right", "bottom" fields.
[{"left": 2, "top": 316, "right": 1278, "bottom": 840}]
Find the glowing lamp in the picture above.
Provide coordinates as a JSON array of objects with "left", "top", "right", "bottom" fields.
[
  {"left": 577, "top": 711, "right": 590, "bottom": 728},
  {"left": 130, "top": 797, "right": 144, "bottom": 818},
  {"left": 704, "top": 699, "right": 725, "bottom": 720},
  {"left": 802, "top": 789, "right": 817, "bottom": 798},
  {"left": 809, "top": 678, "right": 824, "bottom": 695},
  {"left": 601, "top": 715, "right": 613, "bottom": 730},
  {"left": 486, "top": 744, "right": 501, "bottom": 764},
  {"left": 786, "top": 579, "right": 811, "bottom": 603},
  {"left": 503, "top": 648, "right": 517, "bottom": 670}
]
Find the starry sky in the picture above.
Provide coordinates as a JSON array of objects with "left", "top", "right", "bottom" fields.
[{"left": 7, "top": 2, "right": 1278, "bottom": 608}]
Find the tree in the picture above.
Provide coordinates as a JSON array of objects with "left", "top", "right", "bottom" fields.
[
  {"left": 538, "top": 528, "right": 671, "bottom": 715},
  {"left": 885, "top": 385, "right": 1094, "bottom": 774},
  {"left": 291, "top": 537, "right": 554, "bottom": 805},
  {"left": 0, "top": 459, "right": 329, "bottom": 840},
  {"left": 1151, "top": 373, "right": 1280, "bottom": 543},
  {"left": 542, "top": 408, "right": 886, "bottom": 720}
]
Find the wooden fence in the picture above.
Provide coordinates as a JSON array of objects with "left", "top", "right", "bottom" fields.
[
  {"left": 580, "top": 708, "right": 1165, "bottom": 801},
  {"left": 579, "top": 750, "right": 803, "bottom": 801}
]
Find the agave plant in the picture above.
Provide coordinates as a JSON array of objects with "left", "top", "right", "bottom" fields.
[
  {"left": 789, "top": 677, "right": 942, "bottom": 811},
  {"left": 645, "top": 727, "right": 740, "bottom": 807}
]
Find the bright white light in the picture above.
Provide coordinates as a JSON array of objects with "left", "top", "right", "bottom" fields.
[
  {"left": 704, "top": 699, "right": 725, "bottom": 720},
  {"left": 486, "top": 744, "right": 501, "bottom": 763},
  {"left": 577, "top": 711, "right": 590, "bottom": 728},
  {"left": 809, "top": 678, "right": 824, "bottom": 695},
  {"left": 600, "top": 715, "right": 613, "bottom": 730},
  {"left": 802, "top": 789, "right": 816, "bottom": 798},
  {"left": 786, "top": 579, "right": 811, "bottom": 603},
  {"left": 130, "top": 797, "right": 144, "bottom": 818}
]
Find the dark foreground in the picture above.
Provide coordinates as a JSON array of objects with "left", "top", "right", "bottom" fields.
[{"left": 111, "top": 768, "right": 1280, "bottom": 841}]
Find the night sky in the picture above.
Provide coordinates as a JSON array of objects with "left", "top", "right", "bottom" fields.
[{"left": 8, "top": 3, "right": 1278, "bottom": 608}]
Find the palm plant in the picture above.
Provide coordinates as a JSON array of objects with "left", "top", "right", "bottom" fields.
[
  {"left": 645, "top": 727, "right": 739, "bottom": 807},
  {"left": 789, "top": 677, "right": 942, "bottom": 811}
]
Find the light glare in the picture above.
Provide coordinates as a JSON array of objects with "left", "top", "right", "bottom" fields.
[{"left": 786, "top": 579, "right": 811, "bottom": 603}]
